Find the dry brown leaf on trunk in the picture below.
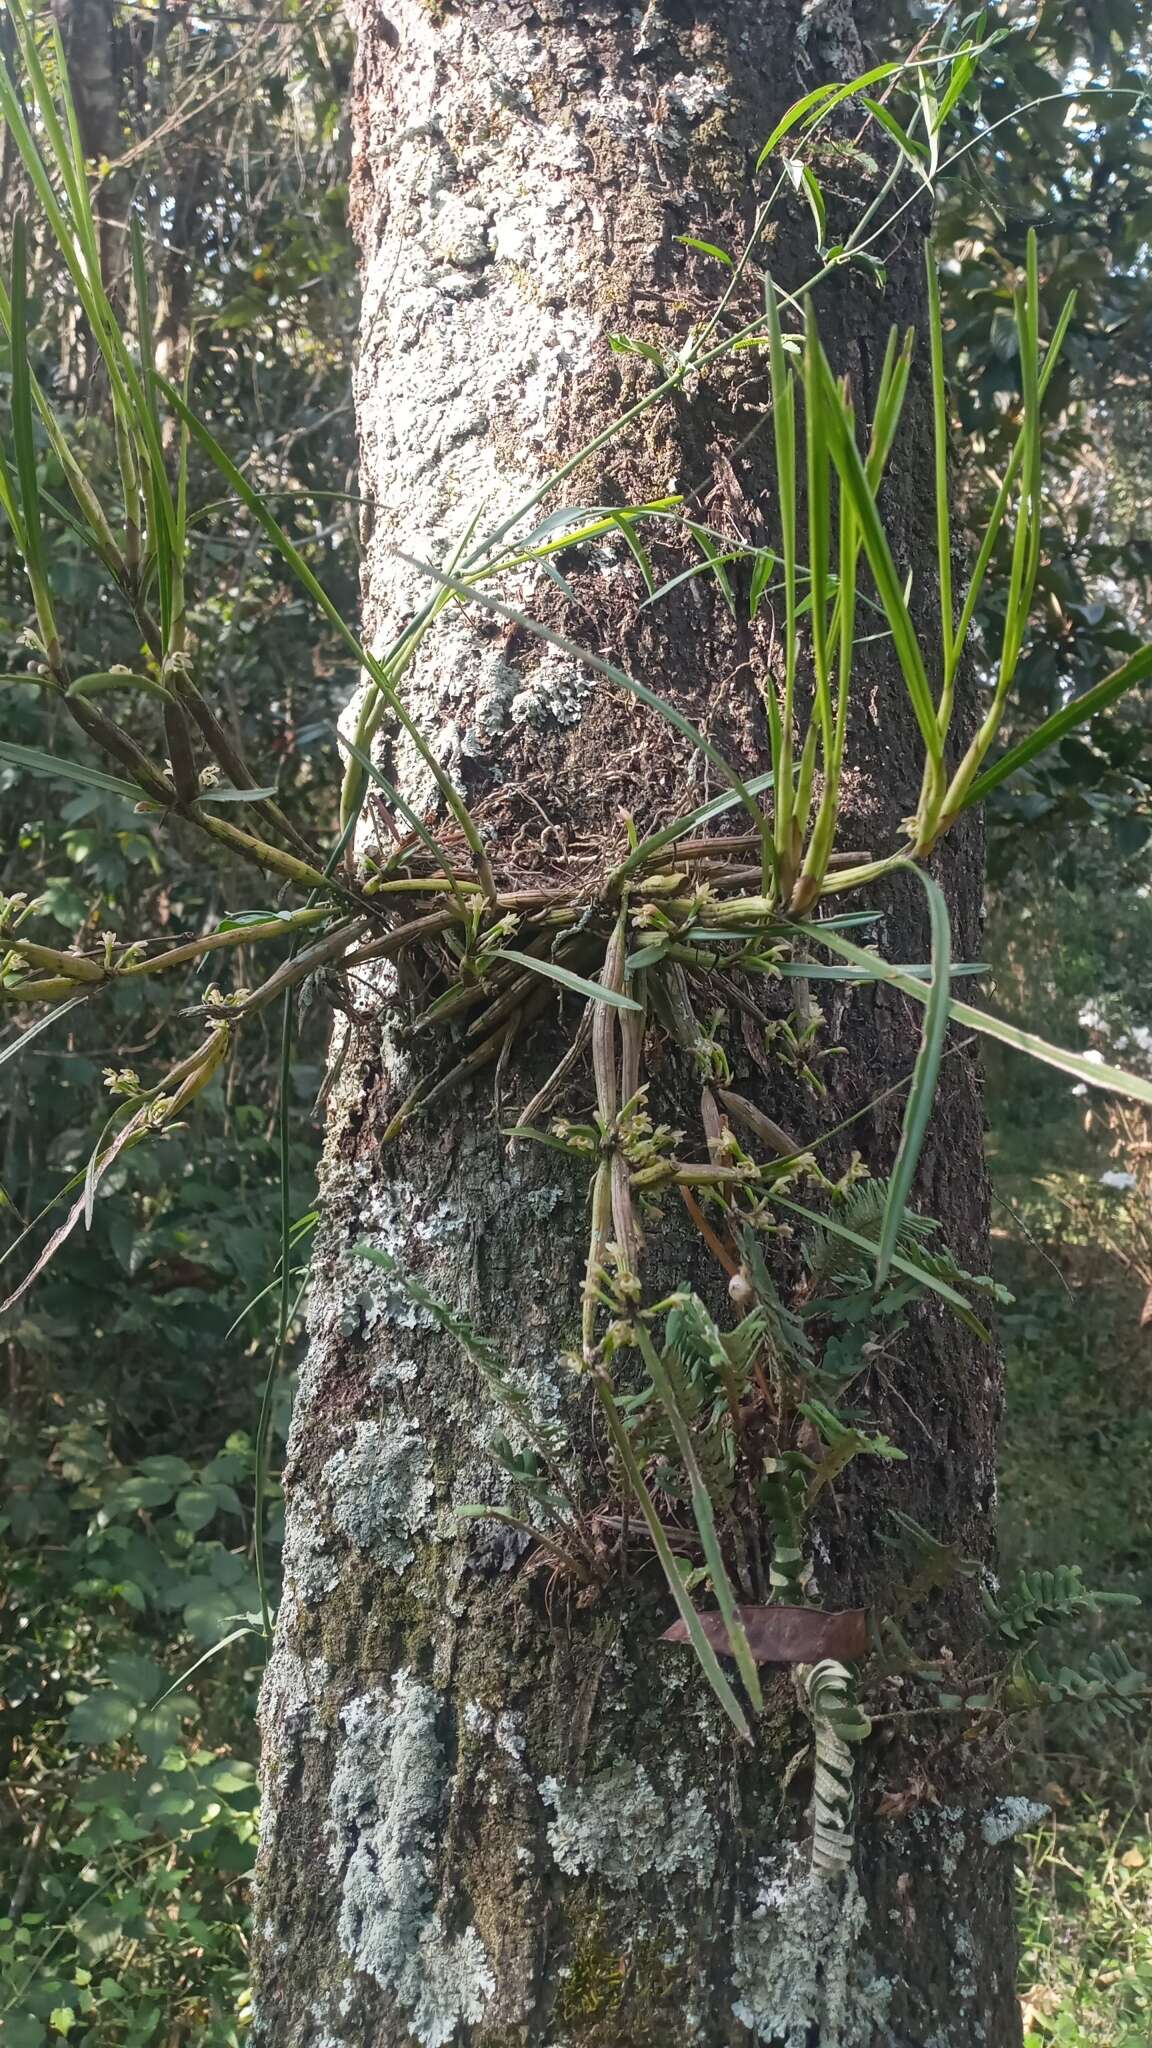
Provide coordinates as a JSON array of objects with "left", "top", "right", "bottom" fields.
[{"left": 661, "top": 1604, "right": 868, "bottom": 1664}]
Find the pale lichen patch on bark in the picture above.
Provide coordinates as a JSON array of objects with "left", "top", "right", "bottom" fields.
[
  {"left": 731, "top": 1851, "right": 894, "bottom": 2047},
  {"left": 540, "top": 1759, "right": 717, "bottom": 1890},
  {"left": 322, "top": 1417, "right": 435, "bottom": 1568},
  {"left": 278, "top": 1490, "right": 338, "bottom": 1622},
  {"left": 327, "top": 1673, "right": 496, "bottom": 2047},
  {"left": 981, "top": 1796, "right": 1049, "bottom": 1845}
]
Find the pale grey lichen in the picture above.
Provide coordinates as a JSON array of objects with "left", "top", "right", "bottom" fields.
[
  {"left": 981, "top": 1796, "right": 1049, "bottom": 1845},
  {"left": 950, "top": 1918, "right": 978, "bottom": 2002},
  {"left": 731, "top": 1852, "right": 894, "bottom": 2046},
  {"left": 426, "top": 197, "right": 491, "bottom": 270},
  {"left": 911, "top": 1801, "right": 966, "bottom": 1880},
  {"left": 327, "top": 1675, "right": 495, "bottom": 2047},
  {"left": 323, "top": 1418, "right": 433, "bottom": 1569},
  {"left": 463, "top": 1701, "right": 528, "bottom": 1785},
  {"left": 540, "top": 1760, "right": 716, "bottom": 1889},
  {"left": 278, "top": 1498, "right": 338, "bottom": 1616}
]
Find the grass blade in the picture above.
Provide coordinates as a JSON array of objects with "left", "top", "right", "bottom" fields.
[
  {"left": 610, "top": 511, "right": 656, "bottom": 595},
  {"left": 766, "top": 277, "right": 799, "bottom": 875},
  {"left": 337, "top": 730, "right": 467, "bottom": 905},
  {"left": 592, "top": 1369, "right": 752, "bottom": 1740},
  {"left": 399, "top": 554, "right": 773, "bottom": 856},
  {"left": 796, "top": 922, "right": 1152, "bottom": 1109},
  {"left": 161, "top": 380, "right": 488, "bottom": 878},
  {"left": 768, "top": 1191, "right": 988, "bottom": 1336},
  {"left": 253, "top": 988, "right": 297, "bottom": 1641},
  {"left": 947, "top": 288, "right": 1076, "bottom": 682},
  {"left": 686, "top": 521, "right": 738, "bottom": 618},
  {"left": 0, "top": 740, "right": 142, "bottom": 802},
  {"left": 633, "top": 1319, "right": 763, "bottom": 1712},
  {"left": 0, "top": 995, "right": 86, "bottom": 1068},
  {"left": 805, "top": 307, "right": 832, "bottom": 761},
  {"left": 962, "top": 645, "right": 1152, "bottom": 808},
  {"left": 875, "top": 863, "right": 951, "bottom": 1288},
  {"left": 756, "top": 64, "right": 899, "bottom": 168},
  {"left": 926, "top": 242, "right": 953, "bottom": 698},
  {"left": 817, "top": 348, "right": 941, "bottom": 773},
  {"left": 639, "top": 551, "right": 746, "bottom": 613},
  {"left": 9, "top": 213, "right": 56, "bottom": 655},
  {"left": 492, "top": 948, "right": 642, "bottom": 1011},
  {"left": 147, "top": 1627, "right": 261, "bottom": 1713},
  {"left": 67, "top": 670, "right": 174, "bottom": 705}
]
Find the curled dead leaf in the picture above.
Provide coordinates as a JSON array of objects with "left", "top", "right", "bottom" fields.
[{"left": 661, "top": 1603, "right": 868, "bottom": 1665}]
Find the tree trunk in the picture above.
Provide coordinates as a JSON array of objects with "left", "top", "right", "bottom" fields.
[
  {"left": 51, "top": 0, "right": 124, "bottom": 292},
  {"left": 253, "top": 4, "right": 1023, "bottom": 2043}
]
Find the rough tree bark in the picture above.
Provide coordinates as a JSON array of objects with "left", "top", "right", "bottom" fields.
[
  {"left": 51, "top": 0, "right": 123, "bottom": 291},
  {"left": 254, "top": 4, "right": 1024, "bottom": 2043}
]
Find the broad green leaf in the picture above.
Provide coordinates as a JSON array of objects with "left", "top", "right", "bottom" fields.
[
  {"left": 935, "top": 44, "right": 979, "bottom": 129},
  {"left": 608, "top": 333, "right": 665, "bottom": 368},
  {"left": 107, "top": 1474, "right": 176, "bottom": 1512},
  {"left": 625, "top": 942, "right": 670, "bottom": 972},
  {"left": 677, "top": 235, "right": 733, "bottom": 265},
  {"left": 861, "top": 94, "right": 930, "bottom": 176},
  {"left": 67, "top": 1692, "right": 137, "bottom": 1746},
  {"left": 103, "top": 1652, "right": 168, "bottom": 1702},
  {"left": 135, "top": 1455, "right": 194, "bottom": 1486},
  {"left": 3, "top": 2015, "right": 46, "bottom": 2047}
]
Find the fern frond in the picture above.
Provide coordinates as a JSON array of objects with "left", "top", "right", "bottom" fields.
[
  {"left": 1021, "top": 1642, "right": 1149, "bottom": 1725},
  {"left": 986, "top": 1564, "right": 1139, "bottom": 1643},
  {"left": 721, "top": 1306, "right": 770, "bottom": 1391},
  {"left": 799, "top": 1658, "right": 871, "bottom": 1877},
  {"left": 761, "top": 1457, "right": 809, "bottom": 1600},
  {"left": 739, "top": 1229, "right": 814, "bottom": 1370},
  {"left": 803, "top": 1177, "right": 934, "bottom": 1295},
  {"left": 658, "top": 1302, "right": 737, "bottom": 1506}
]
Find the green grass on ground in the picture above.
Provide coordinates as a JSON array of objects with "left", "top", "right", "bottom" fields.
[{"left": 997, "top": 1234, "right": 1152, "bottom": 2045}]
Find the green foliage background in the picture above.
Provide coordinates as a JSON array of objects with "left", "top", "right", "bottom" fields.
[{"left": 1, "top": 2, "right": 1151, "bottom": 2041}]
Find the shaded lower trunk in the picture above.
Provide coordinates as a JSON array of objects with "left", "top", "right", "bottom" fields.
[{"left": 253, "top": 4, "right": 1022, "bottom": 2042}]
